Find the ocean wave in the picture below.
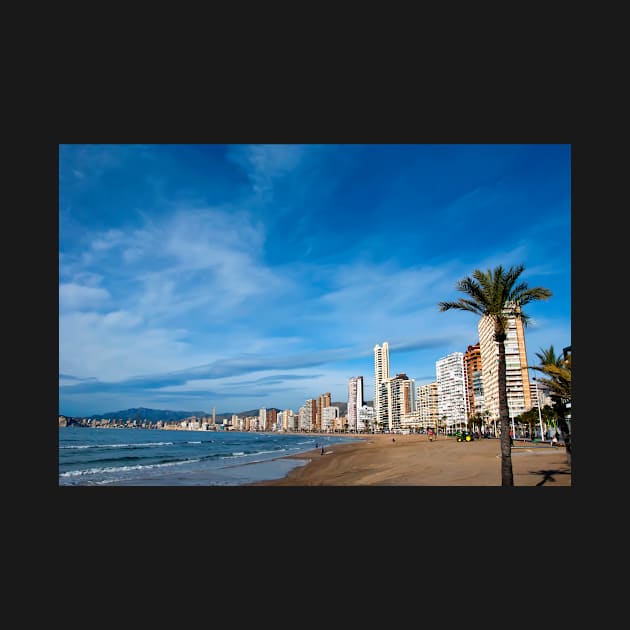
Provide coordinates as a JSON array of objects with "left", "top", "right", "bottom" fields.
[
  {"left": 60, "top": 442, "right": 174, "bottom": 449},
  {"left": 59, "top": 458, "right": 201, "bottom": 477},
  {"left": 219, "top": 447, "right": 287, "bottom": 460}
]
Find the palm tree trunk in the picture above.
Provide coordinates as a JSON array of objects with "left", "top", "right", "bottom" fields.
[{"left": 496, "top": 325, "right": 514, "bottom": 486}]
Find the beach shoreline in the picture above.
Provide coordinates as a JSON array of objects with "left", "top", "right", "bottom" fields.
[{"left": 244, "top": 433, "right": 571, "bottom": 486}]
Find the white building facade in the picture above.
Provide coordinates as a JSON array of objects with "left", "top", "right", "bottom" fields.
[{"left": 436, "top": 352, "right": 469, "bottom": 433}]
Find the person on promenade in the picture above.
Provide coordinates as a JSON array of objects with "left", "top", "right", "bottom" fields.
[
  {"left": 551, "top": 432, "right": 558, "bottom": 447},
  {"left": 428, "top": 428, "right": 434, "bottom": 442}
]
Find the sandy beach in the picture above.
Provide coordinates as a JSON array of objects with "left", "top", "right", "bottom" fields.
[{"left": 246, "top": 433, "right": 571, "bottom": 486}]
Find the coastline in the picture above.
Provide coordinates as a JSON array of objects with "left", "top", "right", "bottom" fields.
[{"left": 243, "top": 433, "right": 571, "bottom": 486}]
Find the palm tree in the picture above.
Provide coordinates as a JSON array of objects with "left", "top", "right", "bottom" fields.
[
  {"left": 533, "top": 345, "right": 572, "bottom": 466},
  {"left": 438, "top": 264, "right": 552, "bottom": 486}
]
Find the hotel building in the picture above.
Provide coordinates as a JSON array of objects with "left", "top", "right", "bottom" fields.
[
  {"left": 379, "top": 372, "right": 415, "bottom": 432},
  {"left": 317, "top": 392, "right": 331, "bottom": 432},
  {"left": 436, "top": 352, "right": 469, "bottom": 432},
  {"left": 463, "top": 343, "right": 484, "bottom": 418},
  {"left": 478, "top": 306, "right": 532, "bottom": 423},
  {"left": 417, "top": 382, "right": 439, "bottom": 430},
  {"left": 347, "top": 376, "right": 364, "bottom": 432},
  {"left": 373, "top": 342, "right": 390, "bottom": 430}
]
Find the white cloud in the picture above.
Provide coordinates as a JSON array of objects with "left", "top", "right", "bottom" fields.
[
  {"left": 227, "top": 144, "right": 307, "bottom": 196},
  {"left": 59, "top": 283, "right": 110, "bottom": 311},
  {"left": 91, "top": 229, "right": 125, "bottom": 251}
]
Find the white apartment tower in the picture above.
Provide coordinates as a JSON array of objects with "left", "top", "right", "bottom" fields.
[
  {"left": 382, "top": 373, "right": 415, "bottom": 432},
  {"left": 258, "top": 408, "right": 267, "bottom": 432},
  {"left": 321, "top": 406, "right": 340, "bottom": 431},
  {"left": 304, "top": 399, "right": 317, "bottom": 432},
  {"left": 417, "top": 382, "right": 439, "bottom": 430},
  {"left": 347, "top": 376, "right": 364, "bottom": 432},
  {"left": 478, "top": 306, "right": 532, "bottom": 423},
  {"left": 373, "top": 342, "right": 390, "bottom": 430},
  {"left": 357, "top": 405, "right": 374, "bottom": 432},
  {"left": 436, "top": 352, "right": 469, "bottom": 433}
]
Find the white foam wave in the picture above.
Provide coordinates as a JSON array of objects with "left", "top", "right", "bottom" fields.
[
  {"left": 187, "top": 441, "right": 201, "bottom": 444},
  {"left": 60, "top": 441, "right": 174, "bottom": 450},
  {"left": 59, "top": 458, "right": 200, "bottom": 477},
  {"left": 221, "top": 448, "right": 287, "bottom": 460}
]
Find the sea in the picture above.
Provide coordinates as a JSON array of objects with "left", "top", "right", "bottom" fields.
[{"left": 59, "top": 426, "right": 363, "bottom": 486}]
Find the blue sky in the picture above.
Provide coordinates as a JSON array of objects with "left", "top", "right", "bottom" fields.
[{"left": 59, "top": 144, "right": 571, "bottom": 417}]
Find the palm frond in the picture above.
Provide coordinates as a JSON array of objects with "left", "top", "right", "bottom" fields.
[{"left": 438, "top": 299, "right": 484, "bottom": 315}]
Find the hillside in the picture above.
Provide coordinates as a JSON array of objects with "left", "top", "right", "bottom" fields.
[{"left": 68, "top": 401, "right": 372, "bottom": 422}]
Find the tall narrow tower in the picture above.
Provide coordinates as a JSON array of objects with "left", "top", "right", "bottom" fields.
[
  {"left": 347, "top": 376, "right": 364, "bottom": 431},
  {"left": 478, "top": 306, "right": 532, "bottom": 423},
  {"left": 374, "top": 342, "right": 390, "bottom": 431}
]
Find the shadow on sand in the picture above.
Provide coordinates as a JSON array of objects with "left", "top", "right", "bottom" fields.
[{"left": 530, "top": 468, "right": 571, "bottom": 486}]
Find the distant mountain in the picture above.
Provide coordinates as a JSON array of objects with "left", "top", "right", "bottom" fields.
[
  {"left": 74, "top": 402, "right": 371, "bottom": 423},
  {"left": 332, "top": 401, "right": 347, "bottom": 415},
  {"left": 83, "top": 407, "right": 281, "bottom": 422},
  {"left": 87, "top": 408, "right": 209, "bottom": 422}
]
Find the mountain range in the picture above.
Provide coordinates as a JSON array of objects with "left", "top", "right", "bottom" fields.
[{"left": 72, "top": 402, "right": 359, "bottom": 422}]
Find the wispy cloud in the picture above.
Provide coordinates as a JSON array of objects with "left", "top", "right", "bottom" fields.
[{"left": 227, "top": 144, "right": 307, "bottom": 196}]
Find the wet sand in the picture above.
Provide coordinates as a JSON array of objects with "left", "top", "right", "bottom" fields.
[{"left": 246, "top": 433, "right": 571, "bottom": 486}]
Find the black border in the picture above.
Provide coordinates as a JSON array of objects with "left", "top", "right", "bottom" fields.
[{"left": 50, "top": 108, "right": 583, "bottom": 557}]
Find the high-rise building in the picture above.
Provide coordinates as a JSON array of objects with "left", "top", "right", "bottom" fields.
[
  {"left": 357, "top": 405, "right": 374, "bottom": 432},
  {"left": 258, "top": 408, "right": 267, "bottom": 432},
  {"left": 383, "top": 373, "right": 415, "bottom": 432},
  {"left": 347, "top": 376, "right": 364, "bottom": 431},
  {"left": 317, "top": 393, "right": 331, "bottom": 431},
  {"left": 266, "top": 408, "right": 277, "bottom": 431},
  {"left": 417, "top": 382, "right": 439, "bottom": 430},
  {"left": 374, "top": 342, "right": 390, "bottom": 430},
  {"left": 463, "top": 343, "right": 484, "bottom": 418},
  {"left": 478, "top": 306, "right": 532, "bottom": 422},
  {"left": 304, "top": 399, "right": 317, "bottom": 431},
  {"left": 321, "top": 406, "right": 339, "bottom": 431},
  {"left": 298, "top": 406, "right": 308, "bottom": 431},
  {"left": 436, "top": 352, "right": 469, "bottom": 433}
]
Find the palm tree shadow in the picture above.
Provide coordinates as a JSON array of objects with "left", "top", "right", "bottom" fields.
[{"left": 531, "top": 468, "right": 571, "bottom": 486}]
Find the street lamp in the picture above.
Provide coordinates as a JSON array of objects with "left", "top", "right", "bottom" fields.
[
  {"left": 506, "top": 386, "right": 516, "bottom": 442},
  {"left": 520, "top": 365, "right": 547, "bottom": 443},
  {"left": 533, "top": 377, "right": 545, "bottom": 443}
]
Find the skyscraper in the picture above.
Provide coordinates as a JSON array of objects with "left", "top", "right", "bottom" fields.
[
  {"left": 347, "top": 376, "right": 364, "bottom": 431},
  {"left": 417, "top": 382, "right": 439, "bottom": 430},
  {"left": 463, "top": 343, "right": 484, "bottom": 418},
  {"left": 383, "top": 373, "right": 415, "bottom": 432},
  {"left": 436, "top": 352, "right": 469, "bottom": 433},
  {"left": 478, "top": 306, "right": 532, "bottom": 423},
  {"left": 304, "top": 399, "right": 317, "bottom": 432},
  {"left": 317, "top": 392, "right": 331, "bottom": 431},
  {"left": 374, "top": 342, "right": 390, "bottom": 430}
]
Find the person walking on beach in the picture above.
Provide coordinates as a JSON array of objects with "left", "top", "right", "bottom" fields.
[{"left": 321, "top": 446, "right": 325, "bottom": 455}]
